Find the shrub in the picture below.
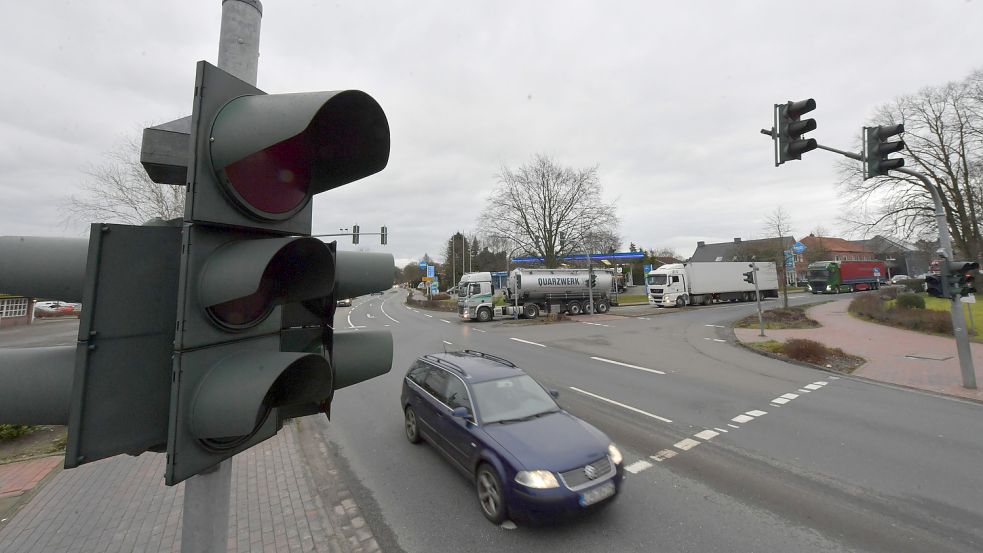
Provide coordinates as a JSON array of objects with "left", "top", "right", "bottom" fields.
[
  {"left": 898, "top": 278, "right": 926, "bottom": 294},
  {"left": 431, "top": 293, "right": 451, "bottom": 301},
  {"left": 782, "top": 339, "right": 828, "bottom": 364},
  {"left": 879, "top": 287, "right": 900, "bottom": 300},
  {"left": 849, "top": 294, "right": 884, "bottom": 318},
  {"left": 0, "top": 424, "right": 37, "bottom": 441},
  {"left": 896, "top": 293, "right": 925, "bottom": 310}
]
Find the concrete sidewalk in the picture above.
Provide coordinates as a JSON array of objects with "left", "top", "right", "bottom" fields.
[{"left": 735, "top": 299, "right": 983, "bottom": 402}]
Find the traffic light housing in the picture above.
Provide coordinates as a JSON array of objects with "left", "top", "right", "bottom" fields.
[
  {"left": 381, "top": 225, "right": 388, "bottom": 245},
  {"left": 589, "top": 273, "right": 597, "bottom": 287},
  {"left": 944, "top": 261, "right": 979, "bottom": 298},
  {"left": 925, "top": 274, "right": 944, "bottom": 298},
  {"left": 775, "top": 99, "right": 818, "bottom": 165},
  {"left": 352, "top": 224, "right": 360, "bottom": 244},
  {"left": 743, "top": 271, "right": 755, "bottom": 284},
  {"left": 863, "top": 124, "right": 905, "bottom": 179},
  {"left": 165, "top": 61, "right": 393, "bottom": 485}
]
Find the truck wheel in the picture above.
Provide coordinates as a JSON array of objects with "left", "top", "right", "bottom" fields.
[
  {"left": 567, "top": 302, "right": 582, "bottom": 315},
  {"left": 476, "top": 308, "right": 492, "bottom": 322},
  {"left": 595, "top": 300, "right": 610, "bottom": 314},
  {"left": 675, "top": 295, "right": 686, "bottom": 307},
  {"left": 523, "top": 303, "right": 540, "bottom": 319},
  {"left": 582, "top": 301, "right": 593, "bottom": 314}
]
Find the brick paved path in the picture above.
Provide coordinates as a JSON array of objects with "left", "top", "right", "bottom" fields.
[
  {"left": 0, "top": 419, "right": 380, "bottom": 553},
  {"left": 736, "top": 298, "right": 983, "bottom": 402},
  {"left": 0, "top": 457, "right": 61, "bottom": 500}
]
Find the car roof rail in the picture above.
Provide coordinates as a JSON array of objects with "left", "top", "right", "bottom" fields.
[
  {"left": 421, "top": 354, "right": 468, "bottom": 377},
  {"left": 462, "top": 350, "right": 517, "bottom": 368}
]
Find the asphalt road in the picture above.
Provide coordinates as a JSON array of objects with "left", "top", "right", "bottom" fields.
[{"left": 326, "top": 290, "right": 983, "bottom": 553}]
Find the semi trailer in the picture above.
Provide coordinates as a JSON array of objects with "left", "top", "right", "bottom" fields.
[
  {"left": 457, "top": 268, "right": 617, "bottom": 322},
  {"left": 807, "top": 260, "right": 886, "bottom": 293},
  {"left": 646, "top": 262, "right": 779, "bottom": 307}
]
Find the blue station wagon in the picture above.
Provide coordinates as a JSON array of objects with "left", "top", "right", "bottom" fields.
[{"left": 400, "top": 350, "right": 623, "bottom": 524}]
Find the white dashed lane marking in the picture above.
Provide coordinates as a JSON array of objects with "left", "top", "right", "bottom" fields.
[
  {"left": 442, "top": 341, "right": 453, "bottom": 345},
  {"left": 625, "top": 460, "right": 653, "bottom": 474},
  {"left": 589, "top": 357, "right": 666, "bottom": 375},
  {"left": 694, "top": 430, "right": 719, "bottom": 441},
  {"left": 674, "top": 438, "right": 701, "bottom": 451},
  {"left": 440, "top": 319, "right": 452, "bottom": 324},
  {"left": 732, "top": 414, "right": 754, "bottom": 423},
  {"left": 568, "top": 387, "right": 673, "bottom": 423},
  {"left": 651, "top": 449, "right": 677, "bottom": 462},
  {"left": 746, "top": 410, "right": 768, "bottom": 417},
  {"left": 510, "top": 337, "right": 546, "bottom": 348}
]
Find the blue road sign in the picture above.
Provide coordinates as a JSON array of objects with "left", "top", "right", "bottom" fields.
[
  {"left": 643, "top": 264, "right": 653, "bottom": 275},
  {"left": 418, "top": 261, "right": 427, "bottom": 269},
  {"left": 427, "top": 265, "right": 435, "bottom": 278},
  {"left": 792, "top": 241, "right": 806, "bottom": 254}
]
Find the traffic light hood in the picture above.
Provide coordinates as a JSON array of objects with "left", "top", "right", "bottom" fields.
[{"left": 209, "top": 90, "right": 390, "bottom": 219}]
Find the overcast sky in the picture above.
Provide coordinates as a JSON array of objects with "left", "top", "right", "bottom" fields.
[{"left": 2, "top": 1, "right": 982, "bottom": 268}]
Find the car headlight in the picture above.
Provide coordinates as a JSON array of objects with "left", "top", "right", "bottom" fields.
[
  {"left": 515, "top": 470, "right": 559, "bottom": 489},
  {"left": 608, "top": 444, "right": 623, "bottom": 465}
]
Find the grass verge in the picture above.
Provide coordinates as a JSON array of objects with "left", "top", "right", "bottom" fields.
[
  {"left": 734, "top": 306, "right": 821, "bottom": 329},
  {"left": 747, "top": 339, "right": 864, "bottom": 374}
]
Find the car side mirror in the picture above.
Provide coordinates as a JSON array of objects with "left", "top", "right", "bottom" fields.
[
  {"left": 451, "top": 406, "right": 469, "bottom": 418},
  {"left": 549, "top": 389, "right": 560, "bottom": 399}
]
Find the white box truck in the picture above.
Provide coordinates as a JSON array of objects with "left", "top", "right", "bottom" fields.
[
  {"left": 457, "top": 268, "right": 617, "bottom": 321},
  {"left": 646, "top": 262, "right": 779, "bottom": 307}
]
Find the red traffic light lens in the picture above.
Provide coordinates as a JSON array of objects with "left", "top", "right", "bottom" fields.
[
  {"left": 207, "top": 272, "right": 277, "bottom": 329},
  {"left": 223, "top": 136, "right": 311, "bottom": 216}
]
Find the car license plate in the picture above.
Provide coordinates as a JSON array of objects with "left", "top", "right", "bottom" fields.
[{"left": 579, "top": 480, "right": 615, "bottom": 507}]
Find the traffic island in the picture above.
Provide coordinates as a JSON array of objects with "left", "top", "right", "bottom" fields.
[{"left": 741, "top": 338, "right": 865, "bottom": 374}]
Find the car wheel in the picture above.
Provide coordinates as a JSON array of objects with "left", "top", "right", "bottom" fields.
[
  {"left": 476, "top": 464, "right": 507, "bottom": 524},
  {"left": 477, "top": 308, "right": 492, "bottom": 323},
  {"left": 404, "top": 406, "right": 422, "bottom": 444},
  {"left": 567, "top": 302, "right": 582, "bottom": 315}
]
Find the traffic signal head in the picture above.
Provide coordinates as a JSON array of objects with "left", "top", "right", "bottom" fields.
[
  {"left": 352, "top": 224, "right": 360, "bottom": 245},
  {"left": 381, "top": 225, "right": 388, "bottom": 245},
  {"left": 186, "top": 62, "right": 389, "bottom": 235},
  {"left": 925, "top": 274, "right": 944, "bottom": 298},
  {"left": 944, "top": 261, "right": 979, "bottom": 298},
  {"left": 743, "top": 271, "right": 755, "bottom": 284},
  {"left": 775, "top": 98, "right": 818, "bottom": 165},
  {"left": 589, "top": 273, "right": 597, "bottom": 287},
  {"left": 863, "top": 124, "right": 905, "bottom": 179},
  {"left": 167, "top": 61, "right": 393, "bottom": 485}
]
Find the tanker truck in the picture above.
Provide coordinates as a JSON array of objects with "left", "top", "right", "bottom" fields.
[
  {"left": 458, "top": 268, "right": 617, "bottom": 322},
  {"left": 807, "top": 260, "right": 886, "bottom": 293}
]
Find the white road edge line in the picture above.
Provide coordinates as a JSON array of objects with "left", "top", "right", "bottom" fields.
[
  {"left": 474, "top": 329, "right": 486, "bottom": 333},
  {"left": 347, "top": 310, "right": 356, "bottom": 329},
  {"left": 442, "top": 341, "right": 453, "bottom": 345},
  {"left": 440, "top": 319, "right": 451, "bottom": 324},
  {"left": 424, "top": 314, "right": 433, "bottom": 318},
  {"left": 590, "top": 357, "right": 666, "bottom": 375},
  {"left": 713, "top": 427, "right": 729, "bottom": 433},
  {"left": 569, "top": 387, "right": 673, "bottom": 423},
  {"left": 727, "top": 423, "right": 740, "bottom": 429},
  {"left": 510, "top": 337, "right": 546, "bottom": 348}
]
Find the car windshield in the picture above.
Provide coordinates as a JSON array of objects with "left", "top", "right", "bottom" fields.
[
  {"left": 471, "top": 375, "right": 558, "bottom": 424},
  {"left": 646, "top": 274, "right": 667, "bottom": 286}
]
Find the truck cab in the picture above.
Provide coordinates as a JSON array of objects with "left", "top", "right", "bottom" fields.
[
  {"left": 457, "top": 272, "right": 495, "bottom": 321},
  {"left": 646, "top": 264, "right": 687, "bottom": 307}
]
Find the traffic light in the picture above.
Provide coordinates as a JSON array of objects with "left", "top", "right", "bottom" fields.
[
  {"left": 381, "top": 225, "right": 388, "bottom": 245},
  {"left": 743, "top": 271, "right": 755, "bottom": 284},
  {"left": 943, "top": 261, "right": 979, "bottom": 298},
  {"left": 589, "top": 273, "right": 597, "bottom": 287},
  {"left": 775, "top": 99, "right": 818, "bottom": 165},
  {"left": 925, "top": 274, "right": 944, "bottom": 298},
  {"left": 863, "top": 124, "right": 905, "bottom": 179},
  {"left": 165, "top": 61, "right": 392, "bottom": 486},
  {"left": 352, "top": 224, "right": 360, "bottom": 245}
]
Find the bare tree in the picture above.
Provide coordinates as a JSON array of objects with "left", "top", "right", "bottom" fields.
[
  {"left": 839, "top": 70, "right": 983, "bottom": 262},
  {"left": 763, "top": 206, "right": 793, "bottom": 308},
  {"left": 480, "top": 154, "right": 619, "bottom": 268},
  {"left": 62, "top": 133, "right": 185, "bottom": 227}
]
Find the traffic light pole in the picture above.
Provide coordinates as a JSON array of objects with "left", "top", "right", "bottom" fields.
[
  {"left": 810, "top": 143, "right": 977, "bottom": 389},
  {"left": 180, "top": 3, "right": 263, "bottom": 553},
  {"left": 751, "top": 261, "right": 765, "bottom": 337}
]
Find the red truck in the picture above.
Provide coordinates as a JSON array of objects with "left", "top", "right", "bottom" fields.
[{"left": 806, "top": 260, "right": 887, "bottom": 293}]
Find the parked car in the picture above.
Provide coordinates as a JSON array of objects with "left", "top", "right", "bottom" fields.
[
  {"left": 890, "top": 274, "right": 910, "bottom": 284},
  {"left": 336, "top": 298, "right": 352, "bottom": 307},
  {"left": 401, "top": 351, "right": 623, "bottom": 524},
  {"left": 34, "top": 301, "right": 79, "bottom": 318}
]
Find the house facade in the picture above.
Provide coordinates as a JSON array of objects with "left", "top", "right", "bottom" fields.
[
  {"left": 793, "top": 235, "right": 875, "bottom": 282},
  {"left": 0, "top": 295, "right": 34, "bottom": 328}
]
